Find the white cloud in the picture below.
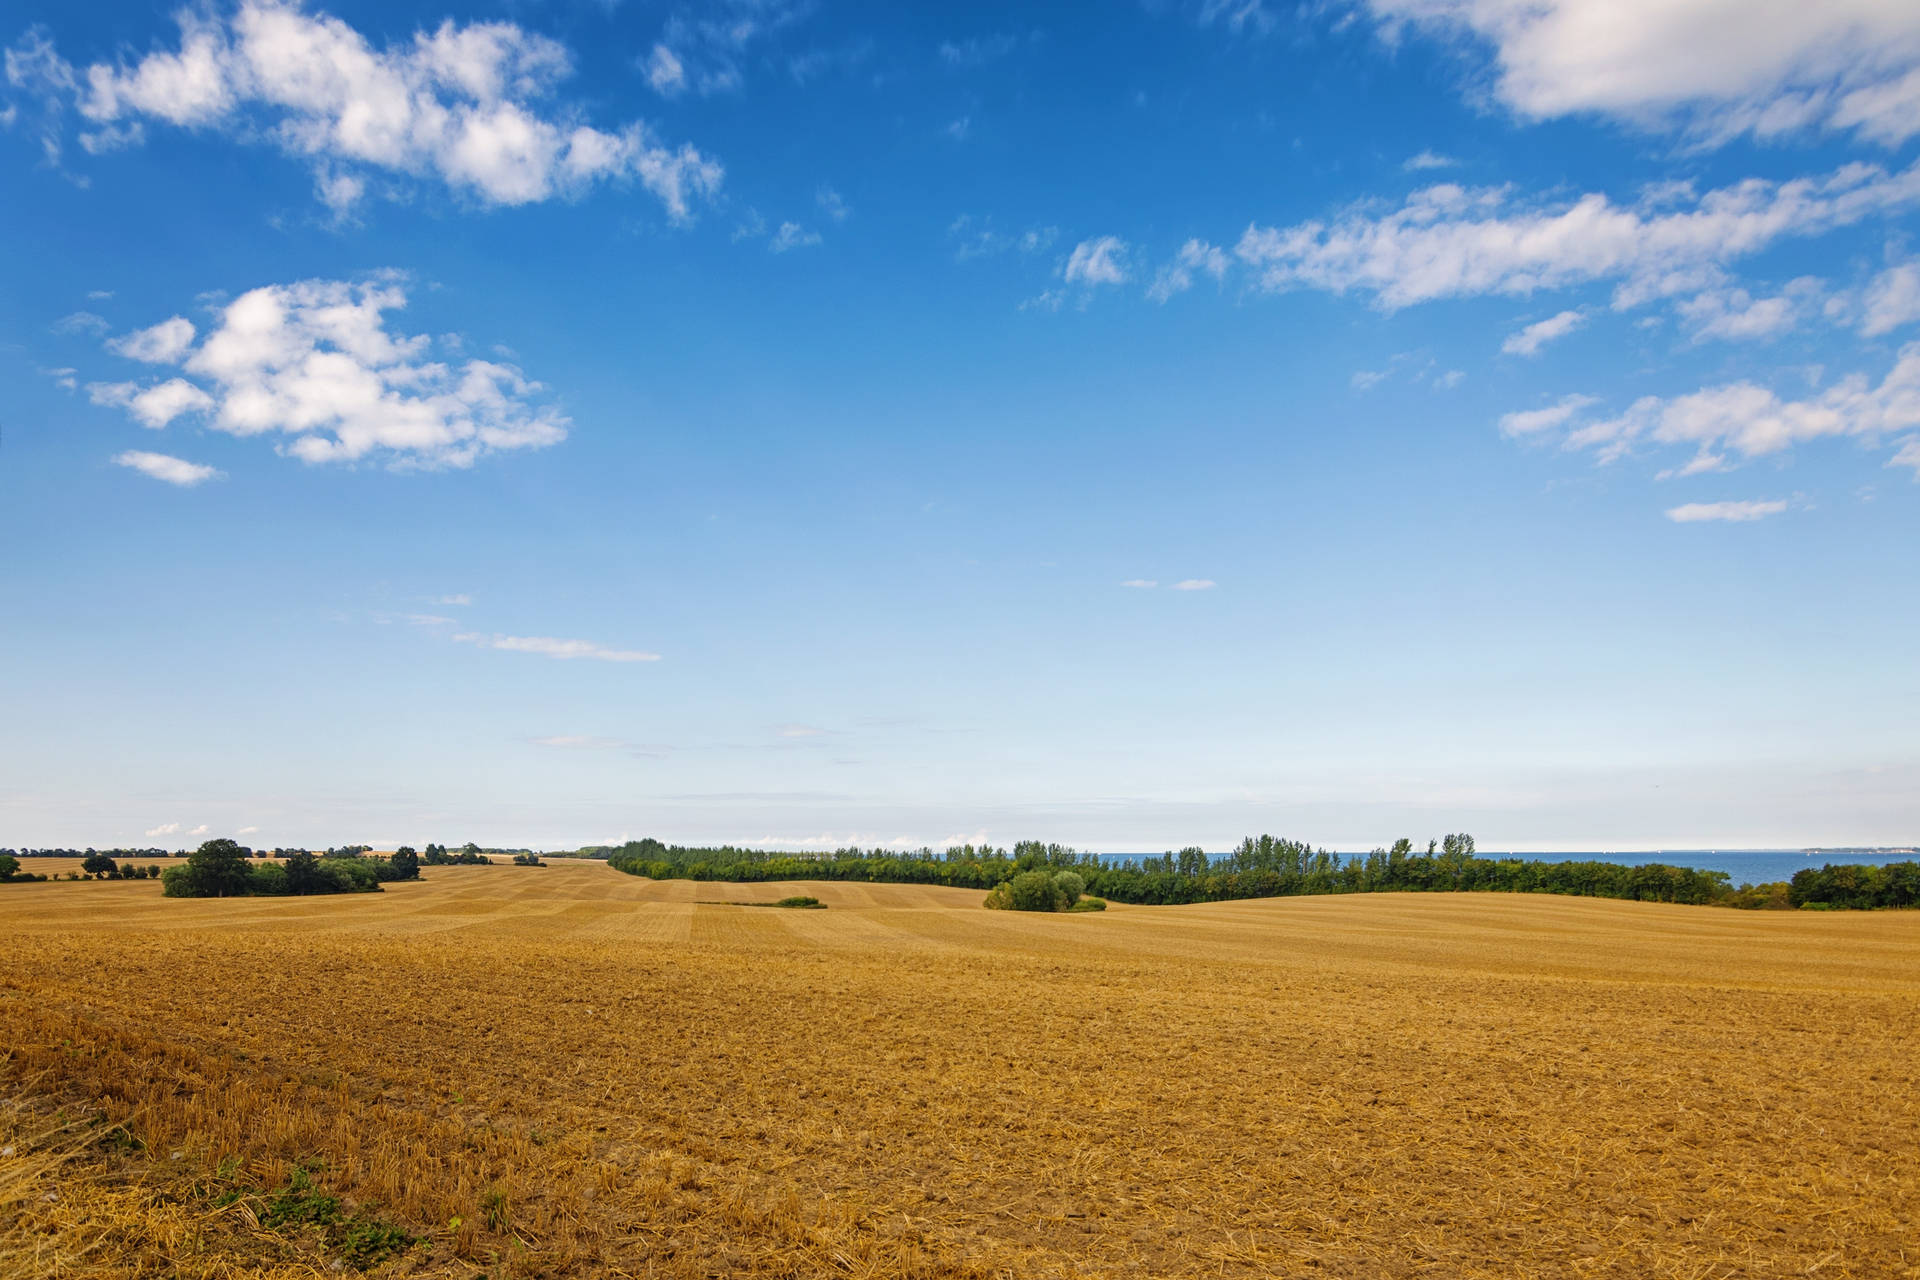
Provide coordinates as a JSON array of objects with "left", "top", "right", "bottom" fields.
[
  {"left": 43, "top": 366, "right": 78, "bottom": 390},
  {"left": 1890, "top": 436, "right": 1920, "bottom": 477},
  {"left": 404, "top": 613, "right": 455, "bottom": 626},
  {"left": 237, "top": 825, "right": 259, "bottom": 835},
  {"left": 816, "top": 184, "right": 849, "bottom": 222},
  {"left": 86, "top": 276, "right": 568, "bottom": 469},
  {"left": 431, "top": 593, "right": 472, "bottom": 606},
  {"left": 949, "top": 215, "right": 1057, "bottom": 262},
  {"left": 1862, "top": 262, "right": 1920, "bottom": 336},
  {"left": 1064, "top": 236, "right": 1130, "bottom": 288},
  {"left": 1516, "top": 344, "right": 1920, "bottom": 472},
  {"left": 114, "top": 449, "right": 223, "bottom": 486},
  {"left": 451, "top": 632, "right": 661, "bottom": 662},
  {"left": 1365, "top": 0, "right": 1920, "bottom": 146},
  {"left": 644, "top": 0, "right": 809, "bottom": 98},
  {"left": 643, "top": 43, "right": 686, "bottom": 96},
  {"left": 1147, "top": 239, "right": 1230, "bottom": 302},
  {"left": 946, "top": 115, "right": 971, "bottom": 141},
  {"left": 188, "top": 824, "right": 209, "bottom": 836},
  {"left": 769, "top": 221, "right": 821, "bottom": 252},
  {"left": 1172, "top": 579, "right": 1217, "bottom": 590},
  {"left": 54, "top": 310, "right": 109, "bottom": 336},
  {"left": 1350, "top": 368, "right": 1389, "bottom": 391},
  {"left": 1403, "top": 149, "right": 1457, "bottom": 170},
  {"left": 1665, "top": 499, "right": 1789, "bottom": 523},
  {"left": 14, "top": 2, "right": 722, "bottom": 219},
  {"left": 1499, "top": 393, "right": 1599, "bottom": 437},
  {"left": 1120, "top": 578, "right": 1158, "bottom": 588},
  {"left": 1434, "top": 368, "right": 1466, "bottom": 389},
  {"left": 1673, "top": 283, "right": 1810, "bottom": 342},
  {"left": 1019, "top": 289, "right": 1064, "bottom": 313},
  {"left": 1235, "top": 161, "right": 1920, "bottom": 311},
  {"left": 109, "top": 315, "right": 196, "bottom": 363},
  {"left": 1502, "top": 308, "right": 1585, "bottom": 356},
  {"left": 145, "top": 821, "right": 180, "bottom": 837},
  {"left": 89, "top": 377, "right": 215, "bottom": 428}
]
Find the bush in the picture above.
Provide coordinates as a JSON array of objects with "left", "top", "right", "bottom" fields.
[
  {"left": 772, "top": 895, "right": 825, "bottom": 909},
  {"left": 985, "top": 870, "right": 1069, "bottom": 912},
  {"left": 1052, "top": 871, "right": 1085, "bottom": 906},
  {"left": 1066, "top": 896, "right": 1108, "bottom": 912},
  {"left": 249, "top": 862, "right": 289, "bottom": 895}
]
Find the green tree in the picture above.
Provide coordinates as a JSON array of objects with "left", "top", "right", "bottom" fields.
[
  {"left": 81, "top": 852, "right": 119, "bottom": 876},
  {"left": 389, "top": 846, "right": 420, "bottom": 880},
  {"left": 283, "top": 849, "right": 324, "bottom": 895},
  {"left": 185, "top": 838, "right": 253, "bottom": 898},
  {"left": 0, "top": 854, "right": 20, "bottom": 881}
]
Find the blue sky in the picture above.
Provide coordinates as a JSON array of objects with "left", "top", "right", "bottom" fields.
[{"left": 4, "top": 0, "right": 1918, "bottom": 852}]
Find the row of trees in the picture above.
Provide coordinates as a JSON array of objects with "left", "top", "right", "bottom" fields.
[
  {"left": 1789, "top": 862, "right": 1920, "bottom": 909},
  {"left": 602, "top": 835, "right": 1915, "bottom": 910},
  {"left": 161, "top": 840, "right": 422, "bottom": 898}
]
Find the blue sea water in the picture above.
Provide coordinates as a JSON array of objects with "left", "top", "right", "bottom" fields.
[{"left": 1094, "top": 848, "right": 1916, "bottom": 888}]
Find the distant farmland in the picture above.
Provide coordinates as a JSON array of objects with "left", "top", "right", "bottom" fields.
[{"left": 3, "top": 861, "right": 1917, "bottom": 1279}]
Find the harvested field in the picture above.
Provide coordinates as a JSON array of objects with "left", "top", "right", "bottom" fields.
[{"left": 2, "top": 861, "right": 1917, "bottom": 1279}]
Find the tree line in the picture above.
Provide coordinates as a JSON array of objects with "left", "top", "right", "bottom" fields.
[
  {"left": 600, "top": 835, "right": 1917, "bottom": 910},
  {"left": 161, "top": 840, "right": 422, "bottom": 898}
]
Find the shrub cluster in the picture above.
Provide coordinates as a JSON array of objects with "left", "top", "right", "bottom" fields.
[
  {"left": 984, "top": 870, "right": 1100, "bottom": 913},
  {"left": 511, "top": 853, "right": 546, "bottom": 867}
]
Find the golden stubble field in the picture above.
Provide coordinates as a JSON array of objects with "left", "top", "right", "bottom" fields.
[{"left": 3, "top": 861, "right": 1917, "bottom": 1279}]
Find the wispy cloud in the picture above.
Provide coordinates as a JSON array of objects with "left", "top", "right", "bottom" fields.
[
  {"left": 1502, "top": 309, "right": 1586, "bottom": 356},
  {"left": 1120, "top": 578, "right": 1158, "bottom": 588},
  {"left": 770, "top": 221, "right": 821, "bottom": 252},
  {"left": 452, "top": 632, "right": 661, "bottom": 662},
  {"left": 1499, "top": 393, "right": 1600, "bottom": 438},
  {"left": 114, "top": 449, "right": 222, "bottom": 486},
  {"left": 1665, "top": 499, "right": 1789, "bottom": 524},
  {"left": 1064, "top": 236, "right": 1130, "bottom": 288},
  {"left": 816, "top": 185, "right": 849, "bottom": 222},
  {"left": 1147, "top": 239, "right": 1229, "bottom": 303},
  {"left": 1403, "top": 149, "right": 1456, "bottom": 171},
  {"left": 430, "top": 594, "right": 472, "bottom": 606},
  {"left": 1172, "top": 579, "right": 1216, "bottom": 591}
]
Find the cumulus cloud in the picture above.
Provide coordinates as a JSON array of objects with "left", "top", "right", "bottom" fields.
[
  {"left": 84, "top": 276, "right": 568, "bottom": 470},
  {"left": 144, "top": 822, "right": 180, "bottom": 837},
  {"left": 1502, "top": 308, "right": 1585, "bottom": 356},
  {"left": 1235, "top": 161, "right": 1920, "bottom": 311},
  {"left": 90, "top": 378, "right": 216, "bottom": 428},
  {"left": 1512, "top": 344, "right": 1920, "bottom": 473},
  {"left": 1147, "top": 239, "right": 1230, "bottom": 302},
  {"left": 1862, "top": 262, "right": 1920, "bottom": 336},
  {"left": 1064, "top": 235, "right": 1130, "bottom": 287},
  {"left": 452, "top": 632, "right": 661, "bottom": 662},
  {"left": 1404, "top": 149, "right": 1457, "bottom": 170},
  {"left": 643, "top": 44, "right": 686, "bottom": 96},
  {"left": 769, "top": 221, "right": 821, "bottom": 252},
  {"left": 109, "top": 315, "right": 196, "bottom": 363},
  {"left": 1365, "top": 0, "right": 1920, "bottom": 146},
  {"left": 1172, "top": 578, "right": 1216, "bottom": 590},
  {"left": 10, "top": 1, "right": 722, "bottom": 219},
  {"left": 114, "top": 449, "right": 223, "bottom": 485},
  {"left": 1665, "top": 499, "right": 1789, "bottom": 523}
]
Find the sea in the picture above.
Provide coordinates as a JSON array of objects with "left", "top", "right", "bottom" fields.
[{"left": 1094, "top": 848, "right": 1916, "bottom": 888}]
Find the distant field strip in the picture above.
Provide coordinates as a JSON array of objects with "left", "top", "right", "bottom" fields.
[{"left": 2, "top": 862, "right": 1916, "bottom": 1279}]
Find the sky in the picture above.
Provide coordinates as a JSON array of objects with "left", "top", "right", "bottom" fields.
[{"left": 3, "top": 0, "right": 1918, "bottom": 853}]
